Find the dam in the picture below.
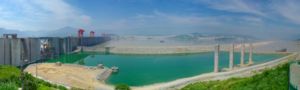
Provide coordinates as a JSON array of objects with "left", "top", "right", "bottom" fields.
[
  {"left": 0, "top": 32, "right": 111, "bottom": 66},
  {"left": 7, "top": 33, "right": 297, "bottom": 89}
]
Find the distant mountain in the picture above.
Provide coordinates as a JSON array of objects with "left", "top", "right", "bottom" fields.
[
  {"left": 0, "top": 28, "right": 29, "bottom": 37},
  {"left": 42, "top": 26, "right": 105, "bottom": 37},
  {"left": 41, "top": 26, "right": 78, "bottom": 37},
  {"left": 0, "top": 27, "right": 85, "bottom": 37},
  {"left": 0, "top": 28, "right": 20, "bottom": 34},
  {"left": 0, "top": 27, "right": 258, "bottom": 40},
  {"left": 168, "top": 33, "right": 257, "bottom": 43}
]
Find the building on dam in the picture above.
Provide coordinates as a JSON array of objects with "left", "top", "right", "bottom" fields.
[{"left": 0, "top": 34, "right": 110, "bottom": 66}]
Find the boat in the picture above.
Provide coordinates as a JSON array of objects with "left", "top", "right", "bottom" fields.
[{"left": 111, "top": 66, "right": 119, "bottom": 73}]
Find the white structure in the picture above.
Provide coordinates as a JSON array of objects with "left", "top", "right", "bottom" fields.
[
  {"left": 248, "top": 43, "right": 253, "bottom": 65},
  {"left": 214, "top": 44, "right": 220, "bottom": 73},
  {"left": 290, "top": 62, "right": 300, "bottom": 90},
  {"left": 229, "top": 44, "right": 234, "bottom": 70},
  {"left": 240, "top": 44, "right": 245, "bottom": 66}
]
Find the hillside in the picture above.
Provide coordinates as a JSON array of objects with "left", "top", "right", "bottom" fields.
[{"left": 182, "top": 63, "right": 289, "bottom": 90}]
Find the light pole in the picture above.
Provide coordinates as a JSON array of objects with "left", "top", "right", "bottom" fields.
[
  {"left": 34, "top": 57, "right": 39, "bottom": 77},
  {"left": 21, "top": 59, "right": 28, "bottom": 89}
]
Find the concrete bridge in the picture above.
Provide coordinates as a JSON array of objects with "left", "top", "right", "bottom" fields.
[{"left": 214, "top": 43, "right": 254, "bottom": 73}]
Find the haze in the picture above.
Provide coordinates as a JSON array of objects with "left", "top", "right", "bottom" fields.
[{"left": 0, "top": 0, "right": 300, "bottom": 39}]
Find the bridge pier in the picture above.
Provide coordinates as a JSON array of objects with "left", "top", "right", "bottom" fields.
[
  {"left": 240, "top": 43, "right": 245, "bottom": 66},
  {"left": 105, "top": 47, "right": 111, "bottom": 54},
  {"left": 248, "top": 43, "right": 253, "bottom": 65},
  {"left": 229, "top": 44, "right": 234, "bottom": 70},
  {"left": 214, "top": 44, "right": 220, "bottom": 73}
]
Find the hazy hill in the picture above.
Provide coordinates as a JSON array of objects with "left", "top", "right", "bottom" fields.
[
  {"left": 0, "top": 27, "right": 86, "bottom": 37},
  {"left": 168, "top": 33, "right": 257, "bottom": 43}
]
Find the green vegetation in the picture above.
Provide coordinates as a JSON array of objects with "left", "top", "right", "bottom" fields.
[
  {"left": 0, "top": 65, "right": 67, "bottom": 90},
  {"left": 0, "top": 65, "right": 21, "bottom": 80},
  {"left": 182, "top": 63, "right": 289, "bottom": 90},
  {"left": 70, "top": 87, "right": 85, "bottom": 90},
  {"left": 115, "top": 84, "right": 131, "bottom": 90},
  {"left": 0, "top": 82, "right": 18, "bottom": 90}
]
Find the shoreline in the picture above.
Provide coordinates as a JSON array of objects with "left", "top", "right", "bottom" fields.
[
  {"left": 24, "top": 49, "right": 298, "bottom": 90},
  {"left": 132, "top": 53, "right": 298, "bottom": 90},
  {"left": 84, "top": 41, "right": 274, "bottom": 55}
]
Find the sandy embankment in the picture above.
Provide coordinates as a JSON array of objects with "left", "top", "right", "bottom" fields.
[{"left": 24, "top": 63, "right": 114, "bottom": 90}]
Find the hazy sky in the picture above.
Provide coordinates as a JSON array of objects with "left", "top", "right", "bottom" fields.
[{"left": 0, "top": 0, "right": 300, "bottom": 38}]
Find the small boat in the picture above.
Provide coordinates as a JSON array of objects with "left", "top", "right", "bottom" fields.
[
  {"left": 97, "top": 64, "right": 104, "bottom": 69},
  {"left": 111, "top": 66, "right": 119, "bottom": 73}
]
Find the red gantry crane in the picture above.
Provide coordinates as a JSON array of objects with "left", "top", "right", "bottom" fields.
[
  {"left": 78, "top": 29, "right": 85, "bottom": 52},
  {"left": 78, "top": 29, "right": 85, "bottom": 38}
]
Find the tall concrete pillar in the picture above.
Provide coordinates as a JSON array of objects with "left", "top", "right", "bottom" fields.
[
  {"left": 229, "top": 44, "right": 234, "bottom": 70},
  {"left": 248, "top": 43, "right": 253, "bottom": 65},
  {"left": 0, "top": 39, "right": 4, "bottom": 65},
  {"left": 240, "top": 43, "right": 245, "bottom": 66},
  {"left": 214, "top": 44, "right": 220, "bottom": 73}
]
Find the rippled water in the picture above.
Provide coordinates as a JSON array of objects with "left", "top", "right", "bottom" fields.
[{"left": 80, "top": 52, "right": 286, "bottom": 86}]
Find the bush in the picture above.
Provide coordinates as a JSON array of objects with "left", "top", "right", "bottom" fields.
[
  {"left": 115, "top": 84, "right": 131, "bottom": 90},
  {"left": 0, "top": 65, "right": 67, "bottom": 90},
  {"left": 0, "top": 82, "right": 18, "bottom": 90},
  {"left": 23, "top": 80, "right": 38, "bottom": 90},
  {"left": 182, "top": 64, "right": 289, "bottom": 90},
  {"left": 0, "top": 65, "right": 21, "bottom": 81},
  {"left": 71, "top": 87, "right": 85, "bottom": 90}
]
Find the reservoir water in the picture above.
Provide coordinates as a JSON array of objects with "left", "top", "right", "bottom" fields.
[{"left": 73, "top": 52, "right": 287, "bottom": 86}]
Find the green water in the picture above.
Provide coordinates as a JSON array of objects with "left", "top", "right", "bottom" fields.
[{"left": 75, "top": 52, "right": 286, "bottom": 86}]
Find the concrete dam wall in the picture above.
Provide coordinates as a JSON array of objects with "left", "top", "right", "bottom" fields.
[
  {"left": 0, "top": 38, "right": 22, "bottom": 66},
  {"left": 79, "top": 37, "right": 110, "bottom": 46},
  {"left": 0, "top": 36, "right": 110, "bottom": 66}
]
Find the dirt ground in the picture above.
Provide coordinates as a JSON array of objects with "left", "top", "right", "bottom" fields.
[{"left": 24, "top": 63, "right": 114, "bottom": 90}]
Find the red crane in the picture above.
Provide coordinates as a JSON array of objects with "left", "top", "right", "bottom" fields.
[
  {"left": 78, "top": 29, "right": 85, "bottom": 38},
  {"left": 78, "top": 29, "right": 85, "bottom": 52}
]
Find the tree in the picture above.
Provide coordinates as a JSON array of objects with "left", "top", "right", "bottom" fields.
[{"left": 115, "top": 84, "right": 130, "bottom": 90}]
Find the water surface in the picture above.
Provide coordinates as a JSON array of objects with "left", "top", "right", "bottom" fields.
[{"left": 80, "top": 52, "right": 286, "bottom": 86}]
